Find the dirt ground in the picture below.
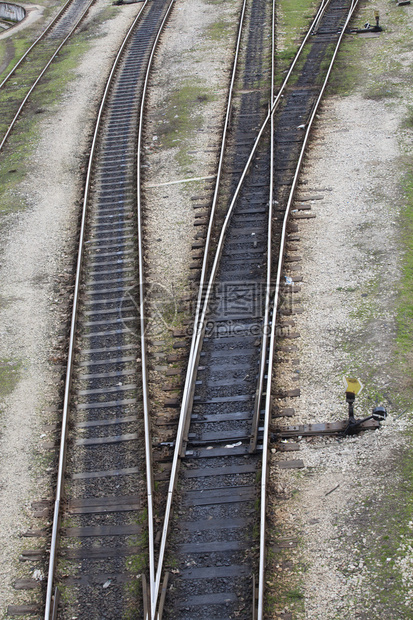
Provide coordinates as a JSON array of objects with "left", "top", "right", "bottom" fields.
[
  {"left": 265, "top": 1, "right": 413, "bottom": 617},
  {"left": 0, "top": 0, "right": 412, "bottom": 618}
]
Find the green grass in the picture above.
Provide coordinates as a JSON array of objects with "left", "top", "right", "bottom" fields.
[
  {"left": 286, "top": 587, "right": 305, "bottom": 601},
  {"left": 276, "top": 0, "right": 319, "bottom": 76},
  {"left": 156, "top": 80, "right": 216, "bottom": 171},
  {"left": 0, "top": 0, "right": 67, "bottom": 82},
  {"left": 402, "top": 105, "right": 413, "bottom": 129},
  {"left": 265, "top": 547, "right": 306, "bottom": 616},
  {"left": 0, "top": 0, "right": 123, "bottom": 224},
  {"left": 0, "top": 37, "right": 31, "bottom": 83},
  {"left": 328, "top": 1, "right": 413, "bottom": 100},
  {"left": 123, "top": 509, "right": 148, "bottom": 618},
  {"left": 364, "top": 82, "right": 400, "bottom": 101},
  {"left": 0, "top": 98, "right": 51, "bottom": 219},
  {"left": 33, "top": 36, "right": 90, "bottom": 105},
  {"left": 395, "top": 170, "right": 413, "bottom": 398},
  {"left": 0, "top": 31, "right": 90, "bottom": 222},
  {"left": 278, "top": 0, "right": 318, "bottom": 49},
  {"left": 326, "top": 35, "right": 366, "bottom": 96},
  {"left": 350, "top": 431, "right": 413, "bottom": 618},
  {"left": 322, "top": 2, "right": 413, "bottom": 612},
  {"left": 207, "top": 18, "right": 232, "bottom": 42},
  {"left": 0, "top": 358, "right": 21, "bottom": 398}
]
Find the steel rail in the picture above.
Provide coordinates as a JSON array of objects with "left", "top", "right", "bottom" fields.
[
  {"left": 152, "top": 0, "right": 251, "bottom": 609},
  {"left": 249, "top": 0, "right": 332, "bottom": 452},
  {"left": 249, "top": 0, "right": 277, "bottom": 454},
  {"left": 0, "top": 0, "right": 96, "bottom": 152},
  {"left": 185, "top": 0, "right": 248, "bottom": 378},
  {"left": 0, "top": 0, "right": 78, "bottom": 91},
  {"left": 257, "top": 1, "right": 360, "bottom": 617},
  {"left": 184, "top": 0, "right": 331, "bottom": 458},
  {"left": 312, "top": 0, "right": 332, "bottom": 34},
  {"left": 178, "top": 0, "right": 248, "bottom": 462},
  {"left": 135, "top": 1, "right": 176, "bottom": 617},
  {"left": 153, "top": 0, "right": 334, "bottom": 612},
  {"left": 43, "top": 2, "right": 150, "bottom": 617},
  {"left": 250, "top": 0, "right": 276, "bottom": 609}
]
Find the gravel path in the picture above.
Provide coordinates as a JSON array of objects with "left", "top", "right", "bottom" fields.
[{"left": 267, "top": 91, "right": 405, "bottom": 618}]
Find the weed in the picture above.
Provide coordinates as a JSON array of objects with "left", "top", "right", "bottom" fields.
[
  {"left": 286, "top": 587, "right": 305, "bottom": 601},
  {"left": 0, "top": 358, "right": 21, "bottom": 399},
  {"left": 276, "top": 0, "right": 319, "bottom": 77},
  {"left": 402, "top": 105, "right": 413, "bottom": 129},
  {"left": 0, "top": 30, "right": 91, "bottom": 224},
  {"left": 207, "top": 19, "right": 231, "bottom": 42},
  {"left": 364, "top": 83, "right": 400, "bottom": 101},
  {"left": 156, "top": 79, "right": 215, "bottom": 173}
]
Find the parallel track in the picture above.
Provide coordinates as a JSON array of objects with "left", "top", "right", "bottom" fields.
[
  {"left": 42, "top": 0, "right": 361, "bottom": 618},
  {"left": 0, "top": 0, "right": 96, "bottom": 151},
  {"left": 43, "top": 1, "right": 174, "bottom": 618}
]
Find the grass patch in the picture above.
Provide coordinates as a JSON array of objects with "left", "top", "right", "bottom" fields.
[
  {"left": 31, "top": 35, "right": 90, "bottom": 107},
  {"left": 0, "top": 34, "right": 35, "bottom": 81},
  {"left": 0, "top": 149, "right": 29, "bottom": 218},
  {"left": 286, "top": 587, "right": 305, "bottom": 601},
  {"left": 0, "top": 0, "right": 68, "bottom": 83},
  {"left": 402, "top": 105, "right": 413, "bottom": 129},
  {"left": 156, "top": 80, "right": 216, "bottom": 171},
  {"left": 326, "top": 34, "right": 367, "bottom": 96},
  {"left": 364, "top": 82, "right": 400, "bottom": 101},
  {"left": 395, "top": 169, "right": 413, "bottom": 398},
  {"left": 350, "top": 433, "right": 413, "bottom": 617},
  {"left": 276, "top": 0, "right": 319, "bottom": 76},
  {"left": 265, "top": 549, "right": 306, "bottom": 616},
  {"left": 0, "top": 358, "right": 21, "bottom": 398},
  {"left": 0, "top": 102, "right": 48, "bottom": 219},
  {"left": 124, "top": 509, "right": 148, "bottom": 618},
  {"left": 0, "top": 31, "right": 90, "bottom": 222},
  {"left": 207, "top": 18, "right": 232, "bottom": 42},
  {"left": 278, "top": 0, "right": 318, "bottom": 51},
  {"left": 328, "top": 1, "right": 412, "bottom": 99},
  {"left": 0, "top": 0, "right": 124, "bottom": 223}
]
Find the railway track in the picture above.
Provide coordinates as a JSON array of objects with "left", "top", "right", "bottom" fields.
[
  {"left": 35, "top": 0, "right": 362, "bottom": 618},
  {"left": 0, "top": 0, "right": 97, "bottom": 151},
  {"left": 152, "top": 0, "right": 361, "bottom": 618},
  {"left": 43, "top": 0, "right": 174, "bottom": 618}
]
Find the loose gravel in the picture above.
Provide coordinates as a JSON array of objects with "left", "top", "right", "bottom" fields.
[{"left": 266, "top": 3, "right": 413, "bottom": 616}]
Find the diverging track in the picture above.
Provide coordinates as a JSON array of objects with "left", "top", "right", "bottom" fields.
[
  {"left": 155, "top": 0, "right": 360, "bottom": 618},
  {"left": 41, "top": 0, "right": 361, "bottom": 618}
]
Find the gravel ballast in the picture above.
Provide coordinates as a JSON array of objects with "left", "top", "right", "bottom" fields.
[{"left": 0, "top": 0, "right": 413, "bottom": 617}]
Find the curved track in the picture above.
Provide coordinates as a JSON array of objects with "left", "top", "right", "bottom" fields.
[
  {"left": 0, "top": 0, "right": 96, "bottom": 151},
  {"left": 154, "top": 0, "right": 360, "bottom": 618}
]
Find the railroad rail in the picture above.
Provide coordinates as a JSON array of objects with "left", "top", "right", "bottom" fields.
[
  {"left": 152, "top": 0, "right": 361, "bottom": 618},
  {"left": 0, "top": 0, "right": 97, "bottom": 151},
  {"left": 43, "top": 0, "right": 174, "bottom": 618},
  {"left": 39, "top": 0, "right": 362, "bottom": 617}
]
